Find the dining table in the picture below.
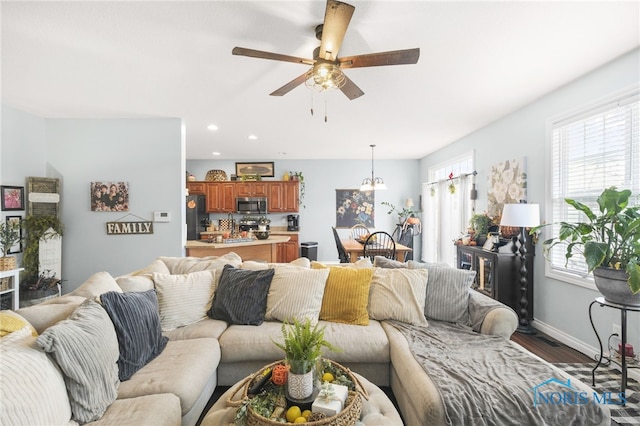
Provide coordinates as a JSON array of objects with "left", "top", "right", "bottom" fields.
[{"left": 341, "top": 238, "right": 412, "bottom": 263}]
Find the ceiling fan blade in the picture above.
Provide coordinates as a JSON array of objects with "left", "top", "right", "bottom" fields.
[
  {"left": 319, "top": 0, "right": 355, "bottom": 61},
  {"left": 232, "top": 47, "right": 313, "bottom": 65},
  {"left": 340, "top": 75, "right": 364, "bottom": 100},
  {"left": 269, "top": 72, "right": 308, "bottom": 96},
  {"left": 339, "top": 48, "right": 420, "bottom": 69}
]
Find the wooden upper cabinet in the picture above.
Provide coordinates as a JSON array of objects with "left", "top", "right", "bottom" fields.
[
  {"left": 268, "top": 181, "right": 299, "bottom": 212},
  {"left": 187, "top": 182, "right": 206, "bottom": 195},
  {"left": 236, "top": 182, "right": 268, "bottom": 197},
  {"left": 205, "top": 182, "right": 236, "bottom": 213}
]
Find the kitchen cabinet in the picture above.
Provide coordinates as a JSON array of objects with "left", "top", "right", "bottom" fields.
[
  {"left": 272, "top": 233, "right": 299, "bottom": 263},
  {"left": 186, "top": 182, "right": 206, "bottom": 195},
  {"left": 206, "top": 182, "right": 235, "bottom": 213},
  {"left": 235, "top": 182, "right": 268, "bottom": 197},
  {"left": 456, "top": 243, "right": 533, "bottom": 322},
  {"left": 268, "top": 182, "right": 299, "bottom": 213}
]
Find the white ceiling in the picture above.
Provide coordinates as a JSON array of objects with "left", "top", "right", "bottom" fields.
[{"left": 2, "top": 1, "right": 639, "bottom": 160}]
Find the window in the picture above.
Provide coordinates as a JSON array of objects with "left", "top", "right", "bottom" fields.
[
  {"left": 422, "top": 153, "right": 474, "bottom": 266},
  {"left": 546, "top": 87, "right": 639, "bottom": 287}
]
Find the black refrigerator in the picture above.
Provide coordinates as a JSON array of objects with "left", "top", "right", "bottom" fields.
[{"left": 186, "top": 195, "right": 207, "bottom": 240}]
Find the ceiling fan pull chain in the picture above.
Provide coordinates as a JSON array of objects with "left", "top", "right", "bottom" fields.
[
  {"left": 324, "top": 96, "right": 328, "bottom": 123},
  {"left": 310, "top": 92, "right": 314, "bottom": 116}
]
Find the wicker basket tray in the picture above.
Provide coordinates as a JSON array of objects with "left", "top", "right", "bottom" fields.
[
  {"left": 229, "top": 359, "right": 368, "bottom": 426},
  {"left": 0, "top": 256, "right": 17, "bottom": 271},
  {"left": 205, "top": 169, "right": 227, "bottom": 182}
]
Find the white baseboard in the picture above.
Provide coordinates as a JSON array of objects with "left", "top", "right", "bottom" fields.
[{"left": 532, "top": 319, "right": 640, "bottom": 382}]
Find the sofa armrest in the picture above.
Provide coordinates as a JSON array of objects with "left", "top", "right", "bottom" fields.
[{"left": 468, "top": 290, "right": 517, "bottom": 339}]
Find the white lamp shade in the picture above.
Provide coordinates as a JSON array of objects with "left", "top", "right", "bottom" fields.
[{"left": 500, "top": 203, "right": 540, "bottom": 227}]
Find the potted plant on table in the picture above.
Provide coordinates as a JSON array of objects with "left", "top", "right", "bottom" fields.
[
  {"left": 273, "top": 318, "right": 339, "bottom": 400},
  {"left": 0, "top": 220, "right": 22, "bottom": 271},
  {"left": 533, "top": 187, "right": 640, "bottom": 306}
]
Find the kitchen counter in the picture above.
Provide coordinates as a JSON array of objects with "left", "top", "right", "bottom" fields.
[{"left": 185, "top": 235, "right": 290, "bottom": 262}]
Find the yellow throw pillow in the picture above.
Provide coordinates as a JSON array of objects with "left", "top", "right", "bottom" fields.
[
  {"left": 0, "top": 310, "right": 38, "bottom": 337},
  {"left": 312, "top": 263, "right": 373, "bottom": 325}
]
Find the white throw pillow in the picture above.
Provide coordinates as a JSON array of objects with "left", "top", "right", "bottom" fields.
[
  {"left": 152, "top": 270, "right": 217, "bottom": 331},
  {"left": 265, "top": 267, "right": 330, "bottom": 324},
  {"left": 115, "top": 274, "right": 155, "bottom": 292},
  {"left": 368, "top": 268, "right": 429, "bottom": 326},
  {"left": 0, "top": 327, "right": 73, "bottom": 426}
]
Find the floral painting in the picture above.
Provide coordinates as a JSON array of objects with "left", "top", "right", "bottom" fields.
[
  {"left": 487, "top": 158, "right": 527, "bottom": 218},
  {"left": 336, "top": 189, "right": 375, "bottom": 228}
]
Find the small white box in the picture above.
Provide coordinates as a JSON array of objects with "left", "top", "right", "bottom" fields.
[{"left": 312, "top": 383, "right": 348, "bottom": 417}]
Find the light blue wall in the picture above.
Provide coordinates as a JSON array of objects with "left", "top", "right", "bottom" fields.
[
  {"left": 1, "top": 108, "right": 185, "bottom": 292},
  {"left": 187, "top": 159, "right": 422, "bottom": 262},
  {"left": 420, "top": 48, "right": 640, "bottom": 356}
]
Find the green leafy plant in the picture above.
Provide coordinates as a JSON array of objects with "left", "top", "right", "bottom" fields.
[
  {"left": 469, "top": 213, "right": 493, "bottom": 236},
  {"left": 381, "top": 201, "right": 414, "bottom": 224},
  {"left": 532, "top": 187, "right": 640, "bottom": 294},
  {"left": 289, "top": 171, "right": 306, "bottom": 208},
  {"left": 0, "top": 221, "right": 22, "bottom": 257},
  {"left": 22, "top": 215, "right": 64, "bottom": 285},
  {"left": 272, "top": 318, "right": 339, "bottom": 374}
]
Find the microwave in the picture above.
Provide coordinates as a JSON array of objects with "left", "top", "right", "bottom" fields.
[{"left": 236, "top": 197, "right": 267, "bottom": 214}]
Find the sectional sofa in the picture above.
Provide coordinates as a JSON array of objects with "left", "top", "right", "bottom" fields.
[{"left": 0, "top": 252, "right": 610, "bottom": 425}]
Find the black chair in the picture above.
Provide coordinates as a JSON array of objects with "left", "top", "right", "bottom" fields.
[
  {"left": 363, "top": 231, "right": 396, "bottom": 261},
  {"left": 332, "top": 227, "right": 350, "bottom": 263}
]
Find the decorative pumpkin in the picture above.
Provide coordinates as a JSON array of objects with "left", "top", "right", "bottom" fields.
[{"left": 271, "top": 364, "right": 288, "bottom": 386}]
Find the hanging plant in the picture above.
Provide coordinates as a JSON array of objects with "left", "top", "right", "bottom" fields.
[
  {"left": 430, "top": 186, "right": 436, "bottom": 197},
  {"left": 22, "top": 215, "right": 64, "bottom": 287},
  {"left": 448, "top": 182, "right": 456, "bottom": 194}
]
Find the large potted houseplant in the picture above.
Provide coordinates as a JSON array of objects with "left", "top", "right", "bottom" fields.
[
  {"left": 0, "top": 220, "right": 22, "bottom": 271},
  {"left": 273, "top": 318, "right": 339, "bottom": 401},
  {"left": 21, "top": 215, "right": 64, "bottom": 292},
  {"left": 535, "top": 187, "right": 640, "bottom": 306}
]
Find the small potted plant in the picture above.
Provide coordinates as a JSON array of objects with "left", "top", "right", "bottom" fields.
[
  {"left": 0, "top": 220, "right": 22, "bottom": 271},
  {"left": 288, "top": 171, "right": 306, "bottom": 208},
  {"left": 381, "top": 201, "right": 416, "bottom": 225},
  {"left": 273, "top": 318, "right": 339, "bottom": 400},
  {"left": 533, "top": 187, "right": 640, "bottom": 305}
]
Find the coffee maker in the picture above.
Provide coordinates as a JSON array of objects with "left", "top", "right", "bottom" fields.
[{"left": 287, "top": 214, "right": 299, "bottom": 231}]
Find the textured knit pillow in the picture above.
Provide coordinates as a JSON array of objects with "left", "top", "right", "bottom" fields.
[
  {"left": 100, "top": 290, "right": 168, "bottom": 381},
  {"left": 152, "top": 270, "right": 217, "bottom": 331},
  {"left": 1, "top": 327, "right": 72, "bottom": 426},
  {"left": 368, "top": 268, "right": 428, "bottom": 326},
  {"left": 36, "top": 299, "right": 120, "bottom": 423},
  {"left": 265, "top": 267, "right": 329, "bottom": 324},
  {"left": 424, "top": 267, "right": 475, "bottom": 324},
  {"left": 313, "top": 264, "right": 373, "bottom": 325},
  {"left": 208, "top": 265, "right": 275, "bottom": 325},
  {"left": 0, "top": 310, "right": 37, "bottom": 337}
]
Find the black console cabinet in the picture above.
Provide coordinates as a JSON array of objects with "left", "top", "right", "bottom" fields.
[{"left": 456, "top": 242, "right": 534, "bottom": 322}]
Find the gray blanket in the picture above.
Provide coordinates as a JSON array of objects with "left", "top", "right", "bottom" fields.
[{"left": 388, "top": 320, "right": 609, "bottom": 426}]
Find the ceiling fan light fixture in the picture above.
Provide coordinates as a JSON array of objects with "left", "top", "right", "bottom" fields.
[{"left": 305, "top": 62, "right": 346, "bottom": 92}]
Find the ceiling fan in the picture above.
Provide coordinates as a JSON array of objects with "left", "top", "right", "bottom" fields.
[{"left": 232, "top": 0, "right": 420, "bottom": 100}]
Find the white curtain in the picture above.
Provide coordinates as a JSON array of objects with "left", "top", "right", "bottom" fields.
[{"left": 422, "top": 175, "right": 472, "bottom": 266}]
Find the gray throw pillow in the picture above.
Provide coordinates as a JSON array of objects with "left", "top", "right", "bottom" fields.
[
  {"left": 208, "top": 264, "right": 275, "bottom": 325},
  {"left": 424, "top": 267, "right": 475, "bottom": 324},
  {"left": 100, "top": 290, "right": 168, "bottom": 381},
  {"left": 36, "top": 298, "right": 120, "bottom": 423}
]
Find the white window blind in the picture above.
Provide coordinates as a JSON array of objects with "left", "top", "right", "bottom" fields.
[{"left": 548, "top": 88, "right": 639, "bottom": 283}]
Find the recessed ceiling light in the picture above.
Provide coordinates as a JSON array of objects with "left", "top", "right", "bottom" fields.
[
  {"left": 212, "top": 152, "right": 221, "bottom": 156},
  {"left": 207, "top": 124, "right": 219, "bottom": 131},
  {"left": 248, "top": 134, "right": 258, "bottom": 140},
  {"left": 278, "top": 152, "right": 287, "bottom": 155}
]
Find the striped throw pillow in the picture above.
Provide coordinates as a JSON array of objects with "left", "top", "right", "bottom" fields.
[
  {"left": 152, "top": 270, "right": 217, "bottom": 331},
  {"left": 313, "top": 264, "right": 373, "bottom": 325},
  {"left": 368, "top": 268, "right": 429, "bottom": 326},
  {"left": 424, "top": 267, "right": 475, "bottom": 324},
  {"left": 265, "top": 267, "right": 329, "bottom": 324}
]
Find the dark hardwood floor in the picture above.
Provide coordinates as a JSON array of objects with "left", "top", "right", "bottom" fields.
[{"left": 511, "top": 330, "right": 593, "bottom": 363}]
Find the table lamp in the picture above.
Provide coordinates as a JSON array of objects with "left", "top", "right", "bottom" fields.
[{"left": 500, "top": 202, "right": 540, "bottom": 334}]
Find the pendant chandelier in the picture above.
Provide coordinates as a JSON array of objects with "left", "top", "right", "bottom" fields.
[{"left": 360, "top": 144, "right": 386, "bottom": 191}]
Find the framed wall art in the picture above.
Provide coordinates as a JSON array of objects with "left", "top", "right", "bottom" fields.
[
  {"left": 235, "top": 162, "right": 275, "bottom": 178},
  {"left": 1, "top": 186, "right": 25, "bottom": 211},
  {"left": 5, "top": 216, "right": 23, "bottom": 254},
  {"left": 335, "top": 189, "right": 375, "bottom": 228},
  {"left": 91, "top": 181, "right": 129, "bottom": 212}
]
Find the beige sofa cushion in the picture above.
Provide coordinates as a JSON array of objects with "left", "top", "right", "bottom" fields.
[
  {"left": 71, "top": 271, "right": 123, "bottom": 298},
  {"left": 241, "top": 257, "right": 311, "bottom": 270},
  {"left": 117, "top": 338, "right": 221, "bottom": 416},
  {"left": 88, "top": 394, "right": 181, "bottom": 426},
  {"left": 265, "top": 267, "right": 329, "bottom": 324},
  {"left": 159, "top": 252, "right": 242, "bottom": 274},
  {"left": 163, "top": 317, "right": 228, "bottom": 341},
  {"left": 17, "top": 294, "right": 86, "bottom": 334},
  {"left": 368, "top": 268, "right": 429, "bottom": 326},
  {"left": 152, "top": 270, "right": 217, "bottom": 331},
  {"left": 0, "top": 327, "right": 73, "bottom": 426},
  {"left": 116, "top": 274, "right": 155, "bottom": 292}
]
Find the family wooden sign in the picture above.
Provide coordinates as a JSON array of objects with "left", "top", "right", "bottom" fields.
[{"left": 106, "top": 221, "right": 153, "bottom": 235}]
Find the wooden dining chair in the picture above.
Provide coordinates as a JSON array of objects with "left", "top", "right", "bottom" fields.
[
  {"left": 331, "top": 227, "right": 350, "bottom": 263},
  {"left": 350, "top": 223, "right": 370, "bottom": 240},
  {"left": 363, "top": 231, "right": 396, "bottom": 261}
]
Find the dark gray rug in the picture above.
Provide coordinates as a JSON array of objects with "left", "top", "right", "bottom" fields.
[{"left": 554, "top": 363, "right": 639, "bottom": 425}]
